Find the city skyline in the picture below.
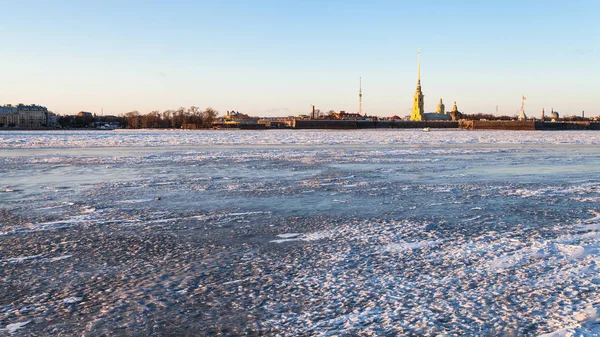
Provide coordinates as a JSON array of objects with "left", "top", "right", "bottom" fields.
[{"left": 1, "top": 0, "right": 598, "bottom": 117}]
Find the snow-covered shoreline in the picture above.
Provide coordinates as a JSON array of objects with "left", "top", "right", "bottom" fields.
[{"left": 2, "top": 129, "right": 600, "bottom": 149}]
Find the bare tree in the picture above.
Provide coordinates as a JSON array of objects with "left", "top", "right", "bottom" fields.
[
  {"left": 202, "top": 107, "right": 218, "bottom": 128},
  {"left": 124, "top": 110, "right": 141, "bottom": 128}
]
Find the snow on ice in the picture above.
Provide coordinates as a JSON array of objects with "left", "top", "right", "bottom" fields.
[{"left": 2, "top": 130, "right": 600, "bottom": 335}]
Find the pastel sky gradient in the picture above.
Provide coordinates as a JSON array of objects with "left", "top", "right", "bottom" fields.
[{"left": 1, "top": 0, "right": 598, "bottom": 117}]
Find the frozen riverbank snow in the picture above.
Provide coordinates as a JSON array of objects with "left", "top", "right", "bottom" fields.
[{"left": 3, "top": 129, "right": 600, "bottom": 149}]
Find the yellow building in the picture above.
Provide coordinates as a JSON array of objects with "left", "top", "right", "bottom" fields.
[
  {"left": 450, "top": 101, "right": 460, "bottom": 120},
  {"left": 410, "top": 49, "right": 425, "bottom": 121}
]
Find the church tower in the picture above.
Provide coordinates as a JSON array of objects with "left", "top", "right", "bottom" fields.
[
  {"left": 437, "top": 98, "right": 445, "bottom": 114},
  {"left": 450, "top": 101, "right": 460, "bottom": 120},
  {"left": 541, "top": 108, "right": 545, "bottom": 121},
  {"left": 410, "top": 49, "right": 425, "bottom": 121},
  {"left": 451, "top": 101, "right": 458, "bottom": 113}
]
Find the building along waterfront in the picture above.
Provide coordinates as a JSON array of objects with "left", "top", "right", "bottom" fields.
[{"left": 0, "top": 104, "right": 55, "bottom": 129}]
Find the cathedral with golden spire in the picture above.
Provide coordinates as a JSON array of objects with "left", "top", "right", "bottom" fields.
[
  {"left": 410, "top": 49, "right": 425, "bottom": 121},
  {"left": 409, "top": 49, "right": 458, "bottom": 121}
]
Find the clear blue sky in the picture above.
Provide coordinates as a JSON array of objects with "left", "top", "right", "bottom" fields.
[{"left": 1, "top": 0, "right": 598, "bottom": 117}]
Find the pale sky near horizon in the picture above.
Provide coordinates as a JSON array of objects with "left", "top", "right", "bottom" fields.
[{"left": 1, "top": 0, "right": 598, "bottom": 117}]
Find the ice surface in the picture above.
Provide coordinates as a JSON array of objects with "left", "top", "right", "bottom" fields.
[{"left": 2, "top": 130, "right": 600, "bottom": 335}]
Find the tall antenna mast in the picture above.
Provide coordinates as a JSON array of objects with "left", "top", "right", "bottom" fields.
[{"left": 359, "top": 77, "right": 363, "bottom": 115}]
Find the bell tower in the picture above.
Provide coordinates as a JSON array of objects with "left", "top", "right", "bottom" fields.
[
  {"left": 437, "top": 98, "right": 445, "bottom": 114},
  {"left": 541, "top": 108, "right": 545, "bottom": 121},
  {"left": 410, "top": 49, "right": 425, "bottom": 121}
]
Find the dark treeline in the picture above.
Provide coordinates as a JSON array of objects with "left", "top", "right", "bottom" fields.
[
  {"left": 57, "top": 106, "right": 219, "bottom": 129},
  {"left": 123, "top": 107, "right": 218, "bottom": 129},
  {"left": 557, "top": 115, "right": 589, "bottom": 122},
  {"left": 58, "top": 114, "right": 98, "bottom": 128},
  {"left": 461, "top": 113, "right": 514, "bottom": 121},
  {"left": 461, "top": 113, "right": 593, "bottom": 122}
]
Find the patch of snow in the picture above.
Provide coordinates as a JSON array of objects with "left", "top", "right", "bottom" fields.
[
  {"left": 62, "top": 297, "right": 82, "bottom": 304},
  {"left": 4, "top": 255, "right": 43, "bottom": 263},
  {"left": 277, "top": 233, "right": 302, "bottom": 239},
  {"left": 270, "top": 231, "right": 333, "bottom": 243},
  {"left": 5, "top": 321, "right": 31, "bottom": 333},
  {"left": 384, "top": 239, "right": 444, "bottom": 253},
  {"left": 45, "top": 255, "right": 73, "bottom": 262},
  {"left": 223, "top": 278, "right": 252, "bottom": 285},
  {"left": 115, "top": 199, "right": 154, "bottom": 204},
  {"left": 556, "top": 244, "right": 586, "bottom": 259},
  {"left": 488, "top": 253, "right": 526, "bottom": 271},
  {"left": 584, "top": 210, "right": 600, "bottom": 224}
]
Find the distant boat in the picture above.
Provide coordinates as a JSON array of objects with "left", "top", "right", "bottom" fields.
[{"left": 422, "top": 127, "right": 430, "bottom": 132}]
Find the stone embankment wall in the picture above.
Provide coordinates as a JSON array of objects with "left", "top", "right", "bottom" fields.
[
  {"left": 459, "top": 120, "right": 600, "bottom": 130},
  {"left": 537, "top": 121, "right": 600, "bottom": 130},
  {"left": 459, "top": 120, "right": 536, "bottom": 130},
  {"left": 293, "top": 120, "right": 458, "bottom": 129},
  {"left": 290, "top": 119, "right": 600, "bottom": 130}
]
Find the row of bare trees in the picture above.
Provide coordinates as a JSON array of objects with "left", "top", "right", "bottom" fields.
[
  {"left": 461, "top": 113, "right": 513, "bottom": 121},
  {"left": 123, "top": 107, "right": 218, "bottom": 129},
  {"left": 461, "top": 113, "right": 594, "bottom": 122}
]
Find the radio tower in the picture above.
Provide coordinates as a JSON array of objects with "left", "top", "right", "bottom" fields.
[{"left": 359, "top": 77, "right": 363, "bottom": 116}]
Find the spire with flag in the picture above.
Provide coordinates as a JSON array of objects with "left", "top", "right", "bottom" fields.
[{"left": 518, "top": 95, "right": 527, "bottom": 121}]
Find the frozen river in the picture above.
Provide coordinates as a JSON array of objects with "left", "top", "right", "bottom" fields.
[{"left": 1, "top": 130, "right": 600, "bottom": 336}]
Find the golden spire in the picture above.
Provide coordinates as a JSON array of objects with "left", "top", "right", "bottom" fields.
[
  {"left": 410, "top": 49, "right": 425, "bottom": 121},
  {"left": 417, "top": 48, "right": 421, "bottom": 84}
]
